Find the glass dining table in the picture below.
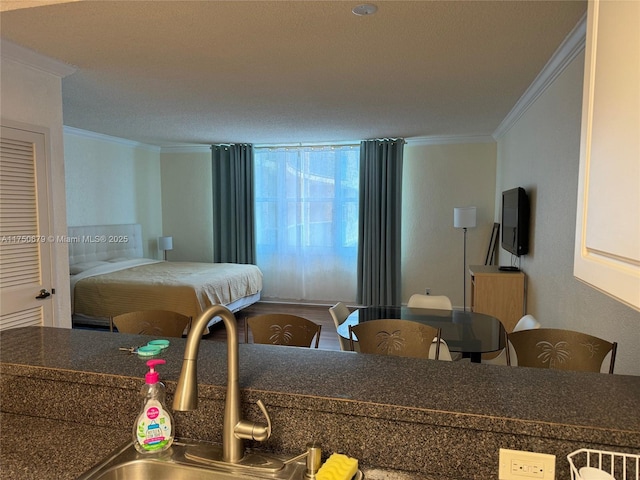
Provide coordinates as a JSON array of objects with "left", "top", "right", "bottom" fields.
[{"left": 336, "top": 305, "right": 505, "bottom": 363}]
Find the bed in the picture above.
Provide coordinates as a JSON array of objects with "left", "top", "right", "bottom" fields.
[{"left": 69, "top": 224, "right": 262, "bottom": 329}]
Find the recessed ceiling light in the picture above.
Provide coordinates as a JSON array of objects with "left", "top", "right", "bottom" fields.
[{"left": 352, "top": 4, "right": 377, "bottom": 16}]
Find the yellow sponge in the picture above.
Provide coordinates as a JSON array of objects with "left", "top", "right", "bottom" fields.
[{"left": 316, "top": 453, "right": 359, "bottom": 480}]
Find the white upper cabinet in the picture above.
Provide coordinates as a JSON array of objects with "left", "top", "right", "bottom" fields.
[{"left": 574, "top": 0, "right": 640, "bottom": 311}]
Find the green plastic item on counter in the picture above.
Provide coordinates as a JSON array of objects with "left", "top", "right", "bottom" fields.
[
  {"left": 137, "top": 345, "right": 161, "bottom": 357},
  {"left": 147, "top": 339, "right": 170, "bottom": 350}
]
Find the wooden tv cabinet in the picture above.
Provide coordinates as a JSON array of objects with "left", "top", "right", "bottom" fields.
[{"left": 469, "top": 265, "right": 526, "bottom": 333}]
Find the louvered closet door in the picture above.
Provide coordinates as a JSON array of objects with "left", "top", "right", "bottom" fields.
[{"left": 0, "top": 125, "right": 53, "bottom": 329}]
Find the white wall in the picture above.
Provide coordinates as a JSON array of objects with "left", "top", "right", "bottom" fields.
[
  {"left": 402, "top": 142, "right": 497, "bottom": 307},
  {"left": 0, "top": 55, "right": 71, "bottom": 327},
  {"left": 64, "top": 129, "right": 163, "bottom": 258},
  {"left": 496, "top": 52, "right": 640, "bottom": 376},
  {"left": 62, "top": 136, "right": 213, "bottom": 265},
  {"left": 160, "top": 148, "right": 214, "bottom": 262}
]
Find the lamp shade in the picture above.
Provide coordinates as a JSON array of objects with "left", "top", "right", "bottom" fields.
[
  {"left": 158, "top": 236, "right": 173, "bottom": 251},
  {"left": 454, "top": 207, "right": 477, "bottom": 229}
]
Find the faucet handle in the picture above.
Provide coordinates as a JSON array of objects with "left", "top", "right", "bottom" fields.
[
  {"left": 254, "top": 399, "right": 272, "bottom": 441},
  {"left": 234, "top": 399, "right": 272, "bottom": 442}
]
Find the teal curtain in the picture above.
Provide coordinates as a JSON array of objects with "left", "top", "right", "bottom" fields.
[
  {"left": 212, "top": 144, "right": 255, "bottom": 264},
  {"left": 357, "top": 139, "right": 404, "bottom": 306}
]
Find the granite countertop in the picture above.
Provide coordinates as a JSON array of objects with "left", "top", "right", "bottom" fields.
[
  {"left": 0, "top": 412, "right": 424, "bottom": 480},
  {"left": 1, "top": 326, "right": 639, "bottom": 480},
  {"left": 0, "top": 412, "right": 129, "bottom": 480},
  {"left": 2, "top": 327, "right": 638, "bottom": 437}
]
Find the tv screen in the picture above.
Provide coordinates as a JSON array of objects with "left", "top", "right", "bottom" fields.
[{"left": 501, "top": 187, "right": 529, "bottom": 257}]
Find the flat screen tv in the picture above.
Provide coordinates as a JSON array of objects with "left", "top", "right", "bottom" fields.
[{"left": 501, "top": 187, "right": 529, "bottom": 257}]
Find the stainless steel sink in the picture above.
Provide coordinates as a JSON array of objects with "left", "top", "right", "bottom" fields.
[
  {"left": 78, "top": 438, "right": 313, "bottom": 480},
  {"left": 81, "top": 459, "right": 245, "bottom": 480}
]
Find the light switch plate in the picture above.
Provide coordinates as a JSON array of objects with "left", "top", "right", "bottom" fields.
[{"left": 499, "top": 448, "right": 556, "bottom": 480}]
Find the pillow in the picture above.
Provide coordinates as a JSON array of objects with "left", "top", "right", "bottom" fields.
[
  {"left": 69, "top": 261, "right": 109, "bottom": 275},
  {"left": 106, "top": 257, "right": 133, "bottom": 263}
]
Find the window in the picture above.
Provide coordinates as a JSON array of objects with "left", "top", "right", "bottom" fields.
[{"left": 254, "top": 145, "right": 359, "bottom": 302}]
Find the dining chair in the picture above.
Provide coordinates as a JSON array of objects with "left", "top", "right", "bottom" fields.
[
  {"left": 329, "top": 302, "right": 359, "bottom": 352},
  {"left": 505, "top": 328, "right": 617, "bottom": 374},
  {"left": 110, "top": 310, "right": 191, "bottom": 338},
  {"left": 407, "top": 294, "right": 458, "bottom": 360},
  {"left": 349, "top": 319, "right": 444, "bottom": 360},
  {"left": 483, "top": 314, "right": 541, "bottom": 366},
  {"left": 407, "top": 293, "right": 453, "bottom": 310},
  {"left": 245, "top": 314, "right": 322, "bottom": 348},
  {"left": 429, "top": 339, "right": 454, "bottom": 361}
]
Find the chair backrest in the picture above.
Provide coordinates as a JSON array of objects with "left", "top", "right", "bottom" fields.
[
  {"left": 349, "top": 319, "right": 442, "bottom": 360},
  {"left": 506, "top": 328, "right": 617, "bottom": 374},
  {"left": 246, "top": 314, "right": 321, "bottom": 348},
  {"left": 513, "top": 314, "right": 541, "bottom": 332},
  {"left": 111, "top": 310, "right": 191, "bottom": 338},
  {"left": 329, "top": 302, "right": 352, "bottom": 351},
  {"left": 483, "top": 314, "right": 540, "bottom": 365},
  {"left": 407, "top": 294, "right": 453, "bottom": 310}
]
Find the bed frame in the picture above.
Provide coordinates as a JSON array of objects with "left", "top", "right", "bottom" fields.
[{"left": 68, "top": 223, "right": 144, "bottom": 265}]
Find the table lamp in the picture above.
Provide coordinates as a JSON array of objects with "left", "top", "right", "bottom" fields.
[{"left": 158, "top": 236, "right": 173, "bottom": 261}]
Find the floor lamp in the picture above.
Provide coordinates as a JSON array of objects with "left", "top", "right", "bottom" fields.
[{"left": 454, "top": 207, "right": 476, "bottom": 311}]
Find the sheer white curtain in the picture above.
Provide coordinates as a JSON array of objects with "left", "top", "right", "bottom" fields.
[{"left": 254, "top": 145, "right": 359, "bottom": 302}]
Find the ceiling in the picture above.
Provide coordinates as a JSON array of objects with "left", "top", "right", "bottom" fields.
[{"left": 0, "top": 1, "right": 587, "bottom": 146}]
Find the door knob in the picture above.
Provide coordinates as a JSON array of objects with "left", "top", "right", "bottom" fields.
[{"left": 35, "top": 289, "right": 51, "bottom": 300}]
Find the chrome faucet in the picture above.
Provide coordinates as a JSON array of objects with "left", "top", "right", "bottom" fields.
[{"left": 173, "top": 305, "right": 272, "bottom": 464}]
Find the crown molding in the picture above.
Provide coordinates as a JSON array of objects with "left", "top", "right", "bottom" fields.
[
  {"left": 0, "top": 38, "right": 76, "bottom": 77},
  {"left": 406, "top": 134, "right": 495, "bottom": 146},
  {"left": 160, "top": 145, "right": 212, "bottom": 153},
  {"left": 63, "top": 126, "right": 161, "bottom": 152},
  {"left": 493, "top": 12, "right": 587, "bottom": 140},
  {"left": 254, "top": 140, "right": 360, "bottom": 148}
]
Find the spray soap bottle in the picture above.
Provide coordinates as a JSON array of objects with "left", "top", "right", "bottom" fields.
[{"left": 133, "top": 359, "right": 174, "bottom": 453}]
